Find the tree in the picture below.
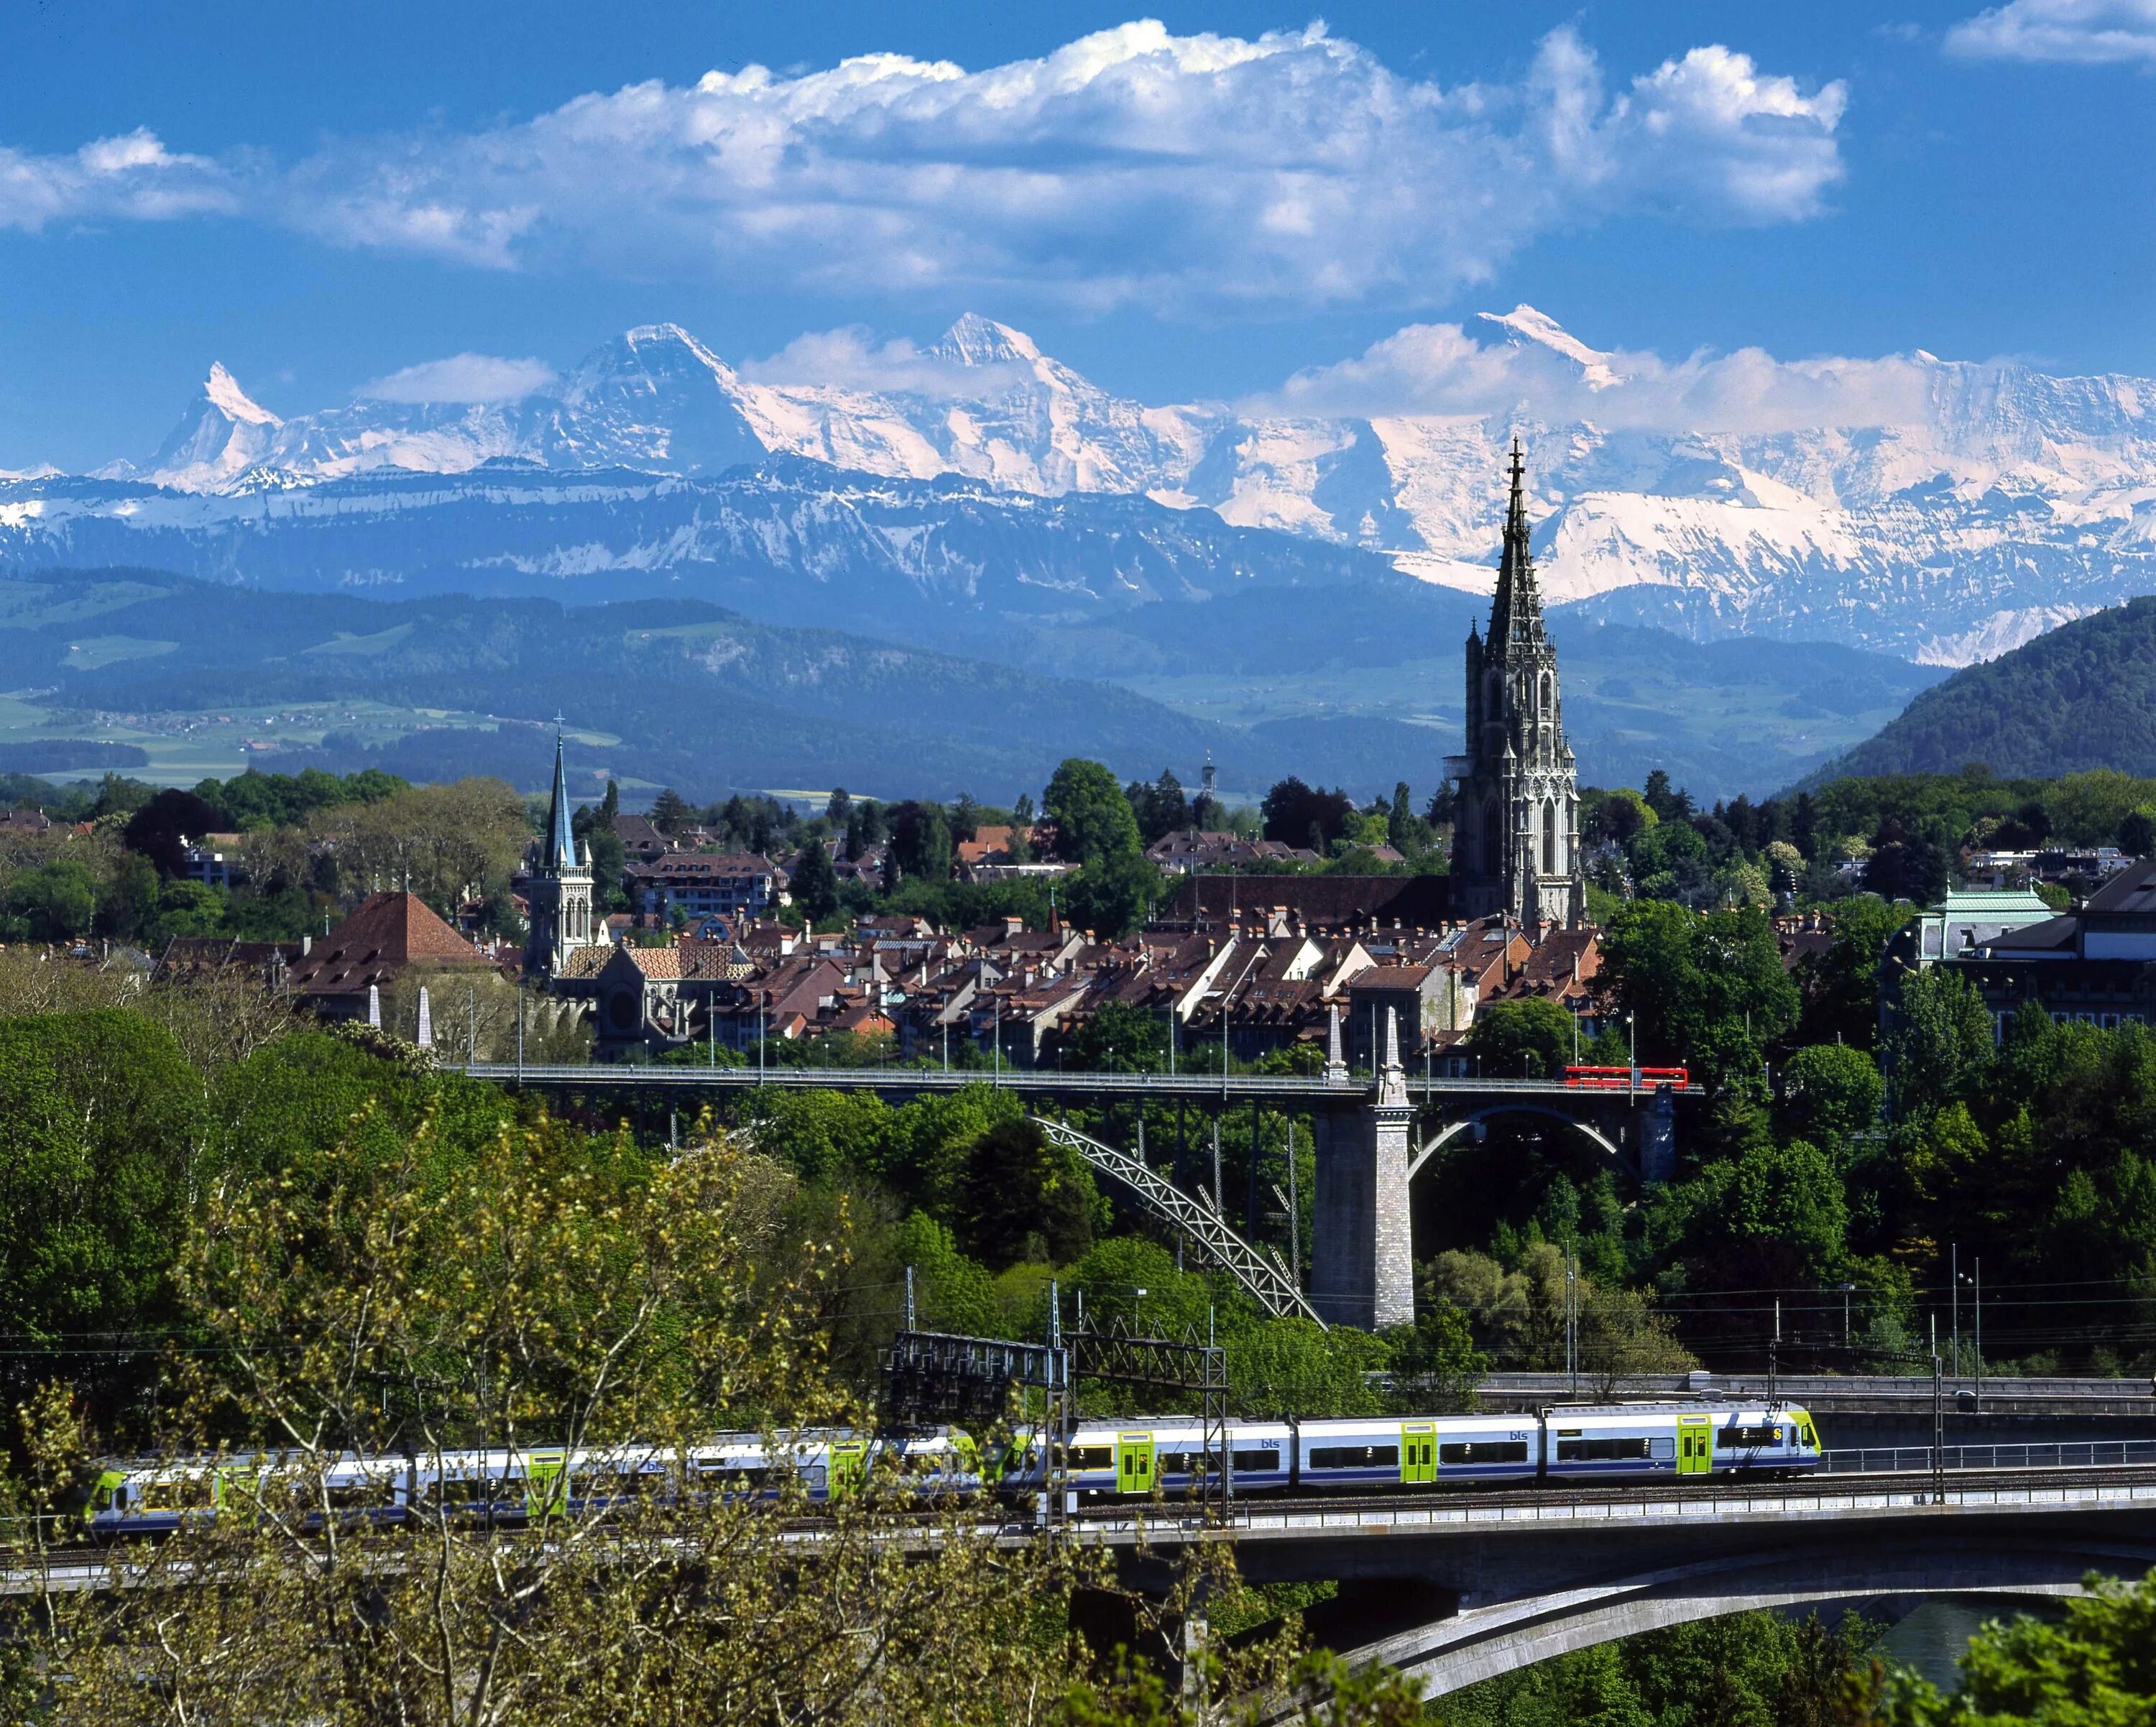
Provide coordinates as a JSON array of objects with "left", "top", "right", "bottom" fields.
[
  {"left": 790, "top": 835, "right": 841, "bottom": 926},
  {"left": 2122, "top": 806, "right": 2156, "bottom": 858},
  {"left": 886, "top": 800, "right": 953, "bottom": 883},
  {"left": 1860, "top": 1567, "right": 2156, "bottom": 1725},
  {"left": 649, "top": 786, "right": 694, "bottom": 835},
  {"left": 1009, "top": 791, "right": 1036, "bottom": 863},
  {"left": 1888, "top": 966, "right": 1995, "bottom": 1119},
  {"left": 2, "top": 858, "right": 98, "bottom": 940},
  {"left": 1261, "top": 777, "right": 1354, "bottom": 849},
  {"left": 1795, "top": 896, "right": 1909, "bottom": 1049},
  {"left": 1044, "top": 759, "right": 1142, "bottom": 867},
  {"left": 1381, "top": 1300, "right": 1488, "bottom": 1411},
  {"left": 0, "top": 1011, "right": 203, "bottom": 1413},
  {"left": 825, "top": 786, "right": 851, "bottom": 826},
  {"left": 956, "top": 1116, "right": 1100, "bottom": 1270},
  {"left": 1468, "top": 998, "right": 1577, "bottom": 1079},
  {"left": 1126, "top": 768, "right": 1192, "bottom": 844},
  {"left": 1777, "top": 1044, "right": 1885, "bottom": 1155},
  {"left": 1065, "top": 849, "right": 1160, "bottom": 939},
  {"left": 1064, "top": 1000, "right": 1167, "bottom": 1072},
  {"left": 121, "top": 787, "right": 222, "bottom": 878},
  {"left": 30, "top": 1119, "right": 1198, "bottom": 1724}
]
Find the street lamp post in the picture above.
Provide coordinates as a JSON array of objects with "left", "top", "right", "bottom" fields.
[
  {"left": 1838, "top": 1282, "right": 1856, "bottom": 1351},
  {"left": 1626, "top": 1013, "right": 1636, "bottom": 1097}
]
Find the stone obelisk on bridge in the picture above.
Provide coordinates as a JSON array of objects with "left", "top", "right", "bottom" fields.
[{"left": 1312, "top": 1008, "right": 1415, "bottom": 1329}]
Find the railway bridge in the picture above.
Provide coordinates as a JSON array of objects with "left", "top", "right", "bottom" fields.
[
  {"left": 458, "top": 1023, "right": 1697, "bottom": 1331},
  {"left": 1086, "top": 1468, "right": 2156, "bottom": 1707}
]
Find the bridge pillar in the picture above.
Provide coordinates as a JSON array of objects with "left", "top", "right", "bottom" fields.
[
  {"left": 1641, "top": 1088, "right": 1677, "bottom": 1184},
  {"left": 1312, "top": 1010, "right": 1414, "bottom": 1330}
]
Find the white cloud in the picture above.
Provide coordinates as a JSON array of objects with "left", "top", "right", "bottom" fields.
[
  {"left": 1264, "top": 307, "right": 1932, "bottom": 433},
  {"left": 0, "top": 21, "right": 1843, "bottom": 313},
  {"left": 355, "top": 353, "right": 557, "bottom": 403},
  {"left": 1946, "top": 0, "right": 2156, "bottom": 63},
  {"left": 737, "top": 326, "right": 1034, "bottom": 397},
  {"left": 0, "top": 128, "right": 233, "bottom": 231}
]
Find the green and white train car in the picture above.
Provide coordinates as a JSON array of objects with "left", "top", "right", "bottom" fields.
[{"left": 1049, "top": 1404, "right": 1820, "bottom": 1500}]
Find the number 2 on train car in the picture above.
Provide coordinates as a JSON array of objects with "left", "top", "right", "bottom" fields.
[
  {"left": 1401, "top": 1423, "right": 1436, "bottom": 1485},
  {"left": 1675, "top": 1414, "right": 1713, "bottom": 1475},
  {"left": 1116, "top": 1432, "right": 1155, "bottom": 1496}
]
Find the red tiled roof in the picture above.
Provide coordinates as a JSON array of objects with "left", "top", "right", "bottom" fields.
[{"left": 286, "top": 892, "right": 494, "bottom": 998}]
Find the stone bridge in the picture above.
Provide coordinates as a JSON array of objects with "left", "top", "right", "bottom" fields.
[{"left": 1082, "top": 1470, "right": 2156, "bottom": 1707}]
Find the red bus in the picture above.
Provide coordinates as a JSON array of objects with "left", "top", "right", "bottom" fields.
[{"left": 1562, "top": 1064, "right": 1689, "bottom": 1090}]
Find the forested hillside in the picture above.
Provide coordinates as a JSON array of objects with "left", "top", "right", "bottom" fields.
[{"left": 1827, "top": 598, "right": 2156, "bottom": 780}]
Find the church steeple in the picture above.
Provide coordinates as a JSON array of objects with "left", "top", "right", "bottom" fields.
[
  {"left": 525, "top": 728, "right": 596, "bottom": 979},
  {"left": 543, "top": 729, "right": 578, "bottom": 872},
  {"left": 1486, "top": 437, "right": 1547, "bottom": 650},
  {"left": 1447, "top": 439, "right": 1583, "bottom": 931}
]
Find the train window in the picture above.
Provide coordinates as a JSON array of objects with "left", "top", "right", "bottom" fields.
[
  {"left": 1724, "top": 1424, "right": 1779, "bottom": 1448},
  {"left": 1438, "top": 1441, "right": 1529, "bottom": 1465},
  {"left": 1309, "top": 1445, "right": 1400, "bottom": 1470},
  {"left": 1650, "top": 1438, "right": 1674, "bottom": 1460},
  {"left": 1555, "top": 1437, "right": 1653, "bottom": 1462},
  {"left": 1233, "top": 1447, "right": 1282, "bottom": 1473},
  {"left": 1068, "top": 1446, "right": 1113, "bottom": 1470}
]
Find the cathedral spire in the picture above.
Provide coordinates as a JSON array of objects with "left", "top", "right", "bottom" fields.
[
  {"left": 543, "top": 727, "right": 576, "bottom": 873},
  {"left": 1486, "top": 437, "right": 1546, "bottom": 648}
]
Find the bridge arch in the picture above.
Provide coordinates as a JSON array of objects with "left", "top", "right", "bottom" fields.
[
  {"left": 1276, "top": 1537, "right": 2156, "bottom": 1710},
  {"left": 1409, "top": 1105, "right": 1631, "bottom": 1184},
  {"left": 1028, "top": 1116, "right": 1325, "bottom": 1327}
]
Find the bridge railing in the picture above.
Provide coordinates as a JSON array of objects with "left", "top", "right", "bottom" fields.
[
  {"left": 451, "top": 1063, "right": 1700, "bottom": 1098},
  {"left": 1824, "top": 1440, "right": 2156, "bottom": 1473}
]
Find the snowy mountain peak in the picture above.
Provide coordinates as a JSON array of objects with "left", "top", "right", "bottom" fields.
[
  {"left": 598, "top": 323, "right": 739, "bottom": 384},
  {"left": 1475, "top": 305, "right": 1625, "bottom": 391},
  {"left": 934, "top": 313, "right": 1041, "bottom": 367},
  {"left": 203, "top": 363, "right": 279, "bottom": 427}
]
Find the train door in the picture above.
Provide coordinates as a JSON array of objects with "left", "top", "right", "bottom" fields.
[
  {"left": 1675, "top": 1416, "right": 1713, "bottom": 1476},
  {"left": 525, "top": 1449, "right": 568, "bottom": 1517},
  {"left": 1115, "top": 1432, "right": 1156, "bottom": 1496},
  {"left": 1401, "top": 1423, "right": 1437, "bottom": 1486},
  {"left": 829, "top": 1439, "right": 868, "bottom": 1498}
]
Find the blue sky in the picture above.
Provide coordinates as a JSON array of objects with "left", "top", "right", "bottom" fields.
[{"left": 1, "top": 0, "right": 2151, "bottom": 469}]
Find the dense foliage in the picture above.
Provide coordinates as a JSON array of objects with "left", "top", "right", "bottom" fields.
[{"left": 1833, "top": 595, "right": 2156, "bottom": 780}]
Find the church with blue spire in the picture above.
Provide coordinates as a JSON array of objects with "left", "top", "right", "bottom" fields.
[
  {"left": 1447, "top": 440, "right": 1585, "bottom": 931},
  {"left": 524, "top": 732, "right": 597, "bottom": 977}
]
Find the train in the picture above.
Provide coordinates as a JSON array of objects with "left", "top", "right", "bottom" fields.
[
  {"left": 80, "top": 1403, "right": 1818, "bottom": 1539},
  {"left": 1563, "top": 1064, "right": 1690, "bottom": 1090}
]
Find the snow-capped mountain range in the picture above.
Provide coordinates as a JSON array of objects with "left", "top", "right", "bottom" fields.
[{"left": 14, "top": 308, "right": 2156, "bottom": 666}]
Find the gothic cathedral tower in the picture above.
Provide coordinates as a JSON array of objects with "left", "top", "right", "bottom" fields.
[
  {"left": 523, "top": 732, "right": 597, "bottom": 977},
  {"left": 1447, "top": 440, "right": 1585, "bottom": 930}
]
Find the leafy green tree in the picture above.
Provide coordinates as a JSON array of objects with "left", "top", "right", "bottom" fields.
[
  {"left": 885, "top": 800, "right": 953, "bottom": 884},
  {"left": 1437, "top": 1611, "right": 1879, "bottom": 1727},
  {"left": 4, "top": 859, "right": 98, "bottom": 940},
  {"left": 1381, "top": 1300, "right": 1488, "bottom": 1411},
  {"left": 1468, "top": 998, "right": 1577, "bottom": 1079},
  {"left": 0, "top": 1011, "right": 204, "bottom": 1410},
  {"left": 1864, "top": 1567, "right": 2156, "bottom": 1725},
  {"left": 1889, "top": 966, "right": 1995, "bottom": 1119},
  {"left": 1044, "top": 758, "right": 1142, "bottom": 867},
  {"left": 790, "top": 836, "right": 842, "bottom": 926},
  {"left": 1064, "top": 849, "right": 1160, "bottom": 939},
  {"left": 96, "top": 850, "right": 161, "bottom": 941},
  {"left": 120, "top": 787, "right": 221, "bottom": 878},
  {"left": 956, "top": 1117, "right": 1100, "bottom": 1270},
  {"left": 891, "top": 1210, "right": 1004, "bottom": 1335},
  {"left": 1777, "top": 1044, "right": 1886, "bottom": 1155},
  {"left": 1600, "top": 902, "right": 1797, "bottom": 1091},
  {"left": 1064, "top": 1000, "right": 1167, "bottom": 1073},
  {"left": 1260, "top": 776, "right": 1354, "bottom": 849},
  {"left": 1795, "top": 896, "right": 1908, "bottom": 1049}
]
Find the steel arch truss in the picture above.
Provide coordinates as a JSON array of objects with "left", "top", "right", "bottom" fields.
[
  {"left": 1031, "top": 1115, "right": 1325, "bottom": 1327},
  {"left": 1409, "top": 1105, "right": 1631, "bottom": 1184}
]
